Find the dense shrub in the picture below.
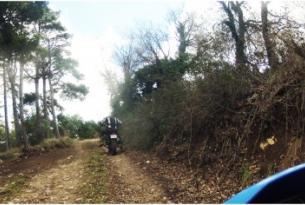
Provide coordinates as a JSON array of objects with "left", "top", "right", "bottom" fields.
[
  {"left": 23, "top": 115, "right": 54, "bottom": 145},
  {"left": 58, "top": 114, "right": 99, "bottom": 139}
]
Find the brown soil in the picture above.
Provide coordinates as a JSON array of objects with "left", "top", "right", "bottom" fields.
[
  {"left": 105, "top": 153, "right": 167, "bottom": 203},
  {"left": 0, "top": 147, "right": 75, "bottom": 193},
  {"left": 0, "top": 139, "right": 97, "bottom": 203}
]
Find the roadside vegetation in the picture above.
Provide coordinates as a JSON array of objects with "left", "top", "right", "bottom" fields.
[
  {"left": 109, "top": 1, "right": 305, "bottom": 192},
  {"left": 0, "top": 137, "right": 73, "bottom": 162}
]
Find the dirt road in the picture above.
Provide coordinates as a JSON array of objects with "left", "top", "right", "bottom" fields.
[
  {"left": 0, "top": 139, "right": 230, "bottom": 203},
  {"left": 0, "top": 139, "right": 168, "bottom": 203},
  {"left": 106, "top": 153, "right": 167, "bottom": 203}
]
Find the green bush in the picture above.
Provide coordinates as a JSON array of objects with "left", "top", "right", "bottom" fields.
[
  {"left": 24, "top": 115, "right": 47, "bottom": 145},
  {"left": 120, "top": 110, "right": 154, "bottom": 150},
  {"left": 58, "top": 114, "right": 99, "bottom": 139}
]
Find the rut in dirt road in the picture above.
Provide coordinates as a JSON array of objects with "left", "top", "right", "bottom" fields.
[{"left": 106, "top": 153, "right": 168, "bottom": 203}]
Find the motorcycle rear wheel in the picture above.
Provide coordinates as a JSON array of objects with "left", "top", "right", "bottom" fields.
[{"left": 110, "top": 139, "right": 117, "bottom": 155}]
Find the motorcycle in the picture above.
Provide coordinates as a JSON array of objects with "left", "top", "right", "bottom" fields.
[
  {"left": 106, "top": 130, "right": 123, "bottom": 155},
  {"left": 109, "top": 132, "right": 118, "bottom": 155}
]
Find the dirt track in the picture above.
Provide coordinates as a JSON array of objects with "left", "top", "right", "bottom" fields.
[
  {"left": 0, "top": 139, "right": 169, "bottom": 203},
  {"left": 0, "top": 139, "right": 228, "bottom": 203},
  {"left": 106, "top": 153, "right": 167, "bottom": 203}
]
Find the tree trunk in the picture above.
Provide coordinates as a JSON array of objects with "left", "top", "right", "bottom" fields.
[
  {"left": 220, "top": 1, "right": 247, "bottom": 69},
  {"left": 177, "top": 23, "right": 188, "bottom": 57},
  {"left": 261, "top": 1, "right": 279, "bottom": 70},
  {"left": 34, "top": 65, "right": 42, "bottom": 140},
  {"left": 42, "top": 70, "right": 49, "bottom": 138},
  {"left": 3, "top": 62, "right": 10, "bottom": 150},
  {"left": 8, "top": 57, "right": 21, "bottom": 145},
  {"left": 19, "top": 61, "right": 28, "bottom": 149},
  {"left": 47, "top": 40, "right": 60, "bottom": 138},
  {"left": 235, "top": 2, "right": 247, "bottom": 69},
  {"left": 48, "top": 78, "right": 60, "bottom": 138}
]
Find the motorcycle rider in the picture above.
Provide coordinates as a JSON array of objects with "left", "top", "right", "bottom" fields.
[{"left": 100, "top": 116, "right": 122, "bottom": 150}]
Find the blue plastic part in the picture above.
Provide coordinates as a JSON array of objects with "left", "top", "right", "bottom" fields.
[{"left": 225, "top": 163, "right": 305, "bottom": 204}]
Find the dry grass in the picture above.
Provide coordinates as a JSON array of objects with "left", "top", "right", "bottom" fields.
[{"left": 0, "top": 148, "right": 22, "bottom": 161}]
